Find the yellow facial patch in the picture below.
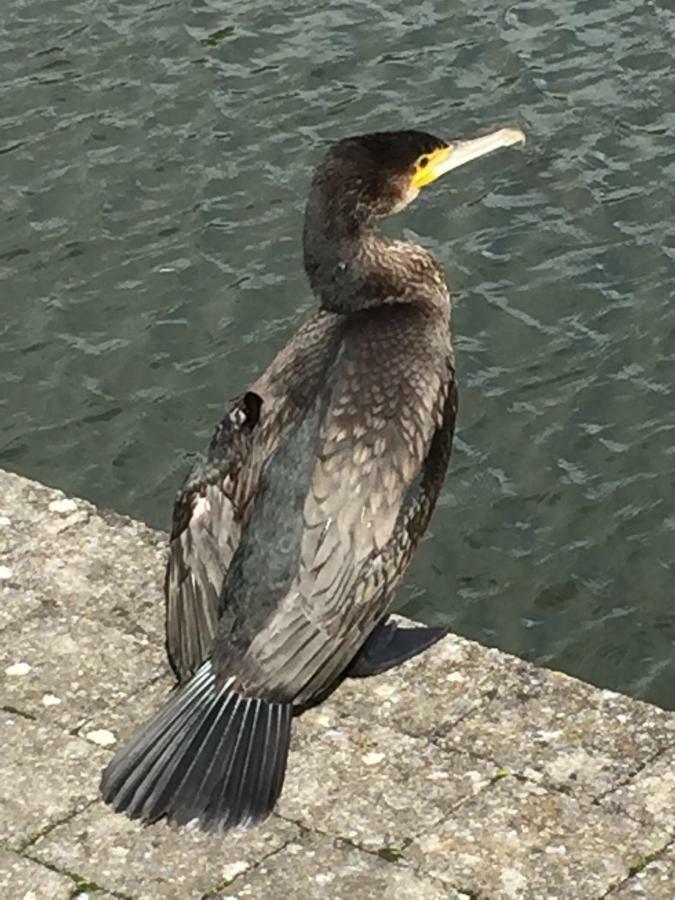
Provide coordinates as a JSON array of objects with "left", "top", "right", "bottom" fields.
[{"left": 410, "top": 145, "right": 454, "bottom": 190}]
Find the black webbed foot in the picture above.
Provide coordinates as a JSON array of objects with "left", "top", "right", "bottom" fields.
[{"left": 347, "top": 617, "right": 450, "bottom": 678}]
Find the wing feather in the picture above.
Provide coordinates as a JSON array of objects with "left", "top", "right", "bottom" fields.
[{"left": 165, "top": 393, "right": 262, "bottom": 681}]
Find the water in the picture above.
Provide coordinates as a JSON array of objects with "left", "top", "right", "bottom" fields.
[{"left": 2, "top": 0, "right": 674, "bottom": 707}]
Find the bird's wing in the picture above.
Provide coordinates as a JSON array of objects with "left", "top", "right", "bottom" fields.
[
  {"left": 216, "top": 303, "right": 454, "bottom": 703},
  {"left": 165, "top": 312, "right": 344, "bottom": 683},
  {"left": 165, "top": 392, "right": 263, "bottom": 682},
  {"left": 294, "top": 373, "right": 457, "bottom": 709}
]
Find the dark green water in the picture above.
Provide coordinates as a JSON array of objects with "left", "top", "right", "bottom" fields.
[{"left": 2, "top": 1, "right": 674, "bottom": 706}]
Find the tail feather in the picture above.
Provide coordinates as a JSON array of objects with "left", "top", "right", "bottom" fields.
[
  {"left": 104, "top": 665, "right": 216, "bottom": 816},
  {"left": 139, "top": 688, "right": 238, "bottom": 825},
  {"left": 185, "top": 692, "right": 243, "bottom": 816},
  {"left": 100, "top": 661, "right": 292, "bottom": 830},
  {"left": 267, "top": 704, "right": 289, "bottom": 814},
  {"left": 226, "top": 699, "right": 262, "bottom": 824}
]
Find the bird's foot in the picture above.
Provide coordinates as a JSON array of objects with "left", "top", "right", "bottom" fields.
[{"left": 347, "top": 618, "right": 449, "bottom": 678}]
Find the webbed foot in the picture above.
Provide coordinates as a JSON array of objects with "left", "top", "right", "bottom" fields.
[{"left": 347, "top": 617, "right": 449, "bottom": 678}]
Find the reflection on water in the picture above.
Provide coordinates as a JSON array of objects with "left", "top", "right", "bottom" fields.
[{"left": 2, "top": 0, "right": 674, "bottom": 706}]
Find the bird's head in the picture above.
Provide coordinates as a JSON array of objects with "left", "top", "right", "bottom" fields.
[
  {"left": 313, "top": 127, "right": 526, "bottom": 226},
  {"left": 303, "top": 125, "right": 526, "bottom": 312}
]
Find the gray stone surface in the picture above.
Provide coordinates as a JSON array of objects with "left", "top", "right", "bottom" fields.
[
  {"left": 0, "top": 850, "right": 75, "bottom": 899},
  {"left": 208, "top": 832, "right": 460, "bottom": 900},
  {"left": 600, "top": 747, "right": 675, "bottom": 831},
  {"left": 0, "top": 476, "right": 166, "bottom": 644},
  {"left": 407, "top": 775, "right": 670, "bottom": 899},
  {"left": 333, "top": 638, "right": 675, "bottom": 805},
  {"left": 1, "top": 468, "right": 674, "bottom": 900},
  {"left": 0, "top": 611, "right": 164, "bottom": 732},
  {"left": 32, "top": 803, "right": 299, "bottom": 900},
  {"left": 0, "top": 712, "right": 107, "bottom": 851},
  {"left": 280, "top": 707, "right": 492, "bottom": 849},
  {"left": 609, "top": 841, "right": 675, "bottom": 899}
]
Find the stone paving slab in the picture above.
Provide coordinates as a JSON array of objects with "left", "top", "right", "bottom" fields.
[
  {"left": 600, "top": 746, "right": 675, "bottom": 831},
  {"left": 609, "top": 841, "right": 675, "bottom": 899},
  {"left": 281, "top": 707, "right": 492, "bottom": 850},
  {"left": 407, "top": 775, "right": 671, "bottom": 900},
  {"left": 1, "top": 468, "right": 675, "bottom": 900},
  {"left": 334, "top": 636, "right": 675, "bottom": 805},
  {"left": 0, "top": 849, "right": 76, "bottom": 900},
  {"left": 31, "top": 804, "right": 299, "bottom": 900},
  {"left": 1, "top": 611, "right": 164, "bottom": 732},
  {"left": 208, "top": 831, "right": 460, "bottom": 900},
  {"left": 0, "top": 476, "right": 166, "bottom": 645},
  {"left": 0, "top": 712, "right": 107, "bottom": 851}
]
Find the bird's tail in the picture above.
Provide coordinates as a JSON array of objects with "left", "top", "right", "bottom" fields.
[{"left": 100, "top": 660, "right": 292, "bottom": 831}]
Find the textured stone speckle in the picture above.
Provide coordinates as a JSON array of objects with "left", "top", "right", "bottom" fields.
[
  {"left": 208, "top": 832, "right": 457, "bottom": 900},
  {"left": 600, "top": 747, "right": 675, "bottom": 832},
  {"left": 0, "top": 851, "right": 75, "bottom": 899},
  {"left": 610, "top": 842, "right": 675, "bottom": 899},
  {"left": 0, "top": 612, "right": 165, "bottom": 730},
  {"left": 408, "top": 776, "right": 670, "bottom": 899},
  {"left": 84, "top": 729, "right": 117, "bottom": 747},
  {"left": 31, "top": 803, "right": 299, "bottom": 900},
  {"left": 41, "top": 693, "right": 63, "bottom": 706},
  {"left": 280, "top": 709, "right": 492, "bottom": 850},
  {"left": 0, "top": 712, "right": 108, "bottom": 850},
  {"left": 5, "top": 660, "right": 31, "bottom": 676},
  {"left": 48, "top": 498, "right": 78, "bottom": 514}
]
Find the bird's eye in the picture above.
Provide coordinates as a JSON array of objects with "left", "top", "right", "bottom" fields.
[{"left": 418, "top": 156, "right": 429, "bottom": 168}]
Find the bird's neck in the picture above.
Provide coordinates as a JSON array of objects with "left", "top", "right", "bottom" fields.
[{"left": 303, "top": 218, "right": 447, "bottom": 314}]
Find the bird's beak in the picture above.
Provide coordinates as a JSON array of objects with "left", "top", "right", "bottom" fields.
[{"left": 412, "top": 127, "right": 526, "bottom": 190}]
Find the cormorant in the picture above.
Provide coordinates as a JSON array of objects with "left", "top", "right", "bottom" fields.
[{"left": 101, "top": 125, "right": 525, "bottom": 831}]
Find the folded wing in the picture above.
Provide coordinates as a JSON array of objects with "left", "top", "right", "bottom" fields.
[{"left": 165, "top": 391, "right": 263, "bottom": 682}]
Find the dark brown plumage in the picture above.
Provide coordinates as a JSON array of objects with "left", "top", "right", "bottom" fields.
[{"left": 101, "top": 125, "right": 525, "bottom": 832}]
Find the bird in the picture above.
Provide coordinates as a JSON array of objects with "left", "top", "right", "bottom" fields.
[{"left": 100, "top": 125, "right": 525, "bottom": 832}]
